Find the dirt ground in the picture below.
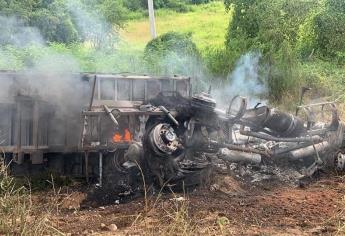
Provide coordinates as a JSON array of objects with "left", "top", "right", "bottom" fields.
[{"left": 37, "top": 171, "right": 345, "bottom": 236}]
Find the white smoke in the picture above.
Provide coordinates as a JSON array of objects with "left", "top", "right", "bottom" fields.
[
  {"left": 24, "top": 53, "right": 85, "bottom": 112},
  {"left": 213, "top": 52, "right": 268, "bottom": 109},
  {"left": 0, "top": 0, "right": 127, "bottom": 112},
  {"left": 0, "top": 13, "right": 93, "bottom": 146},
  {"left": 66, "top": 0, "right": 119, "bottom": 49},
  {"left": 0, "top": 16, "right": 45, "bottom": 47},
  {"left": 0, "top": 15, "right": 87, "bottom": 115}
]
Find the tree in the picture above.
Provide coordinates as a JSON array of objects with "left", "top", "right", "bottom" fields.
[
  {"left": 223, "top": 0, "right": 320, "bottom": 100},
  {"left": 313, "top": 0, "right": 345, "bottom": 61},
  {"left": 0, "top": 0, "right": 80, "bottom": 44},
  {"left": 0, "top": 0, "right": 130, "bottom": 45}
]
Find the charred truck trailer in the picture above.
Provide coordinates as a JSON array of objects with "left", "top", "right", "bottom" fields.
[{"left": 0, "top": 71, "right": 344, "bottom": 189}]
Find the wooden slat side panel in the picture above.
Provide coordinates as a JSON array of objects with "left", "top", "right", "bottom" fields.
[{"left": 0, "top": 104, "right": 13, "bottom": 146}]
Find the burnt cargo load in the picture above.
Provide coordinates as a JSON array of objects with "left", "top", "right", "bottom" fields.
[
  {"left": 0, "top": 71, "right": 192, "bottom": 181},
  {"left": 0, "top": 71, "right": 344, "bottom": 190}
]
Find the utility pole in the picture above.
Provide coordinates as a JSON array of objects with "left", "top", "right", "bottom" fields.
[{"left": 148, "top": 0, "right": 157, "bottom": 39}]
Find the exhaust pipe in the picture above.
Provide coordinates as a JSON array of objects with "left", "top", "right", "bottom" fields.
[
  {"left": 287, "top": 141, "right": 330, "bottom": 160},
  {"left": 218, "top": 148, "right": 261, "bottom": 164}
]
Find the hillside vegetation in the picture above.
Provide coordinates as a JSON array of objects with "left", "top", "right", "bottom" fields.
[
  {"left": 121, "top": 1, "right": 230, "bottom": 50},
  {"left": 0, "top": 0, "right": 344, "bottom": 103}
]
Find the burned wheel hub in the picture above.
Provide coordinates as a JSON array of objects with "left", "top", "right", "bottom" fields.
[
  {"left": 335, "top": 152, "right": 345, "bottom": 171},
  {"left": 148, "top": 123, "right": 180, "bottom": 156}
]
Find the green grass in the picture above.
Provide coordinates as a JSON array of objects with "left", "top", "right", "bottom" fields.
[
  {"left": 0, "top": 2, "right": 231, "bottom": 74},
  {"left": 0, "top": 43, "right": 146, "bottom": 73},
  {"left": 121, "top": 2, "right": 231, "bottom": 51}
]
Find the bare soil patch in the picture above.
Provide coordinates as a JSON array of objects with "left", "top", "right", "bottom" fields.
[{"left": 36, "top": 173, "right": 345, "bottom": 235}]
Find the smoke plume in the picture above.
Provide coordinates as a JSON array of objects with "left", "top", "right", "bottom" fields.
[
  {"left": 0, "top": 0, "right": 122, "bottom": 112},
  {"left": 213, "top": 52, "right": 268, "bottom": 109},
  {"left": 66, "top": 0, "right": 119, "bottom": 49},
  {"left": 0, "top": 16, "right": 44, "bottom": 47},
  {"left": 0, "top": 15, "right": 84, "bottom": 111}
]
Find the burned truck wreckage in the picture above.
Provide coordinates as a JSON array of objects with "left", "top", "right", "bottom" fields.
[
  {"left": 0, "top": 71, "right": 344, "bottom": 192},
  {"left": 111, "top": 91, "right": 345, "bottom": 189}
]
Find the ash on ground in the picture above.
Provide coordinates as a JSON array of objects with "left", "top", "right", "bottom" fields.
[{"left": 210, "top": 155, "right": 315, "bottom": 193}]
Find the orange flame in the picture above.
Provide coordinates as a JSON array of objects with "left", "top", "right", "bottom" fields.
[
  {"left": 123, "top": 128, "right": 132, "bottom": 142},
  {"left": 112, "top": 132, "right": 123, "bottom": 142},
  {"left": 112, "top": 128, "right": 132, "bottom": 142}
]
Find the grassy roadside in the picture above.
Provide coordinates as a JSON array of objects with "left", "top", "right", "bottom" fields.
[
  {"left": 0, "top": 166, "right": 61, "bottom": 235},
  {"left": 120, "top": 2, "right": 231, "bottom": 51}
]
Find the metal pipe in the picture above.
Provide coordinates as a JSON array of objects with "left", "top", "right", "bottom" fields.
[
  {"left": 273, "top": 142, "right": 319, "bottom": 155},
  {"left": 218, "top": 148, "right": 261, "bottom": 164},
  {"left": 159, "top": 106, "right": 179, "bottom": 126},
  {"left": 297, "top": 101, "right": 336, "bottom": 109},
  {"left": 103, "top": 105, "right": 119, "bottom": 127},
  {"left": 240, "top": 127, "right": 322, "bottom": 143},
  {"left": 222, "top": 143, "right": 271, "bottom": 157},
  {"left": 306, "top": 128, "right": 329, "bottom": 136},
  {"left": 287, "top": 141, "right": 330, "bottom": 160}
]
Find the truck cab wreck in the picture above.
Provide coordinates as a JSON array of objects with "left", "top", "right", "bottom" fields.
[
  {"left": 82, "top": 74, "right": 345, "bottom": 191},
  {"left": 0, "top": 72, "right": 344, "bottom": 193}
]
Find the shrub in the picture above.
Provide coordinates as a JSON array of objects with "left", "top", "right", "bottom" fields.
[
  {"left": 203, "top": 46, "right": 233, "bottom": 77},
  {"left": 98, "top": 0, "right": 130, "bottom": 27},
  {"left": 145, "top": 32, "right": 199, "bottom": 59},
  {"left": 123, "top": 0, "right": 146, "bottom": 11},
  {"left": 265, "top": 41, "right": 302, "bottom": 101},
  {"left": 30, "top": 10, "right": 79, "bottom": 44},
  {"left": 165, "top": 0, "right": 191, "bottom": 12},
  {"left": 144, "top": 32, "right": 202, "bottom": 75},
  {"left": 313, "top": 5, "right": 345, "bottom": 62},
  {"left": 222, "top": 0, "right": 319, "bottom": 101}
]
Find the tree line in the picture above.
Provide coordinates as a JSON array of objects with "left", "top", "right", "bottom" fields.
[
  {"left": 0, "top": 0, "right": 344, "bottom": 101},
  {"left": 221, "top": 0, "right": 345, "bottom": 99},
  {"left": 0, "top": 0, "right": 213, "bottom": 44}
]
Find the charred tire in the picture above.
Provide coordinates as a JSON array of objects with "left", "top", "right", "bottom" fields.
[{"left": 102, "top": 150, "right": 128, "bottom": 187}]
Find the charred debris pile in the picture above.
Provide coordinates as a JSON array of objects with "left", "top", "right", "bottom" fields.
[
  {"left": 130, "top": 93, "right": 344, "bottom": 186},
  {"left": 85, "top": 83, "right": 345, "bottom": 199}
]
